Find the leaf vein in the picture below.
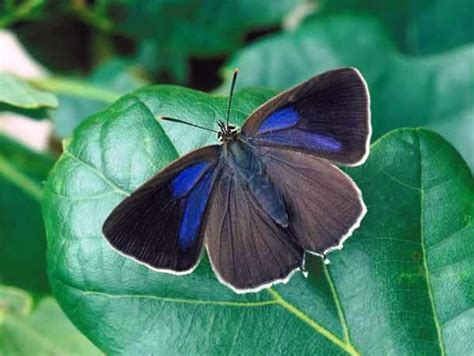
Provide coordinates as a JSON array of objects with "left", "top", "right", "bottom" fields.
[
  {"left": 56, "top": 279, "right": 277, "bottom": 308},
  {"left": 266, "top": 288, "right": 360, "bottom": 355},
  {"left": 417, "top": 133, "right": 446, "bottom": 356},
  {"left": 62, "top": 150, "right": 130, "bottom": 197},
  {"left": 323, "top": 265, "right": 352, "bottom": 343}
]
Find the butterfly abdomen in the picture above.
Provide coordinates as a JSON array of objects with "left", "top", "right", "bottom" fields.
[{"left": 227, "top": 139, "right": 288, "bottom": 227}]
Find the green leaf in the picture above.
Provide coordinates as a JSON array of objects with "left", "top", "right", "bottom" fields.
[
  {"left": 0, "top": 286, "right": 101, "bottom": 355},
  {"left": 105, "top": 0, "right": 304, "bottom": 56},
  {"left": 320, "top": 0, "right": 474, "bottom": 55},
  {"left": 89, "top": 0, "right": 304, "bottom": 81},
  {"left": 0, "top": 134, "right": 54, "bottom": 295},
  {"left": 223, "top": 14, "right": 474, "bottom": 168},
  {"left": 134, "top": 39, "right": 190, "bottom": 83},
  {"left": 0, "top": 72, "right": 58, "bottom": 119},
  {"left": 43, "top": 84, "right": 473, "bottom": 354}
]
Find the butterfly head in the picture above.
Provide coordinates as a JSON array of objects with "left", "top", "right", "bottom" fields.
[{"left": 217, "top": 121, "right": 239, "bottom": 143}]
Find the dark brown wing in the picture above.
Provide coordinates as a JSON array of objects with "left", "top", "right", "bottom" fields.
[
  {"left": 205, "top": 168, "right": 304, "bottom": 292},
  {"left": 241, "top": 67, "right": 370, "bottom": 166},
  {"left": 260, "top": 146, "right": 366, "bottom": 255},
  {"left": 102, "top": 145, "right": 220, "bottom": 274}
]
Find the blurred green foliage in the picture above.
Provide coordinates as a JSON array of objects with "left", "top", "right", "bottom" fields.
[
  {"left": 48, "top": 58, "right": 146, "bottom": 137},
  {"left": 224, "top": 14, "right": 474, "bottom": 168},
  {"left": 0, "top": 134, "right": 53, "bottom": 295},
  {"left": 321, "top": 0, "right": 474, "bottom": 54},
  {"left": 0, "top": 72, "right": 57, "bottom": 118},
  {"left": 0, "top": 287, "right": 100, "bottom": 355},
  {"left": 0, "top": 0, "right": 473, "bottom": 354}
]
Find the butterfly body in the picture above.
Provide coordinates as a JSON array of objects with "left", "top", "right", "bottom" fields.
[
  {"left": 223, "top": 137, "right": 289, "bottom": 228},
  {"left": 103, "top": 67, "right": 371, "bottom": 293}
]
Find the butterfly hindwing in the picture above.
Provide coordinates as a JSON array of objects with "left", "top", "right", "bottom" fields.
[
  {"left": 205, "top": 165, "right": 304, "bottom": 292},
  {"left": 241, "top": 67, "right": 370, "bottom": 165},
  {"left": 102, "top": 145, "right": 220, "bottom": 273},
  {"left": 260, "top": 146, "right": 365, "bottom": 254}
]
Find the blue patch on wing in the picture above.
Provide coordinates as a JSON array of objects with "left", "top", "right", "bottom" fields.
[
  {"left": 171, "top": 161, "right": 209, "bottom": 198},
  {"left": 258, "top": 129, "right": 342, "bottom": 152},
  {"left": 257, "top": 106, "right": 299, "bottom": 134},
  {"left": 179, "top": 169, "right": 214, "bottom": 249}
]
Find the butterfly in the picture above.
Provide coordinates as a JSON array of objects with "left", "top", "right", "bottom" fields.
[{"left": 102, "top": 67, "right": 371, "bottom": 293}]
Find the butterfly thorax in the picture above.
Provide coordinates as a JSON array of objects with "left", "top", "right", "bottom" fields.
[
  {"left": 224, "top": 138, "right": 289, "bottom": 228},
  {"left": 217, "top": 121, "right": 239, "bottom": 143}
]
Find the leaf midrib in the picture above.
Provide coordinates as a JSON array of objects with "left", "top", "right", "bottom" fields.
[{"left": 267, "top": 288, "right": 359, "bottom": 355}]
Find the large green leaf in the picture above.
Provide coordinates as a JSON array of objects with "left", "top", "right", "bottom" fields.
[
  {"left": 43, "top": 85, "right": 473, "bottom": 354},
  {"left": 0, "top": 72, "right": 58, "bottom": 119},
  {"left": 0, "top": 134, "right": 54, "bottom": 295},
  {"left": 0, "top": 286, "right": 101, "bottom": 355},
  {"left": 320, "top": 0, "right": 474, "bottom": 55},
  {"left": 223, "top": 14, "right": 474, "bottom": 168}
]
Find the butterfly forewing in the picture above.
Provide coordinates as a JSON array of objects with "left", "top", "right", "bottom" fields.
[
  {"left": 102, "top": 145, "right": 220, "bottom": 273},
  {"left": 242, "top": 67, "right": 370, "bottom": 166}
]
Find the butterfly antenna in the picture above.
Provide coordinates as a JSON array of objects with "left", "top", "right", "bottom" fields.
[
  {"left": 160, "top": 116, "right": 219, "bottom": 134},
  {"left": 225, "top": 68, "right": 239, "bottom": 127}
]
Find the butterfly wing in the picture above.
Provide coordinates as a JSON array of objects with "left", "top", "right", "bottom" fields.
[
  {"left": 260, "top": 146, "right": 365, "bottom": 255},
  {"left": 205, "top": 166, "right": 304, "bottom": 292},
  {"left": 102, "top": 145, "right": 220, "bottom": 273},
  {"left": 241, "top": 67, "right": 370, "bottom": 166}
]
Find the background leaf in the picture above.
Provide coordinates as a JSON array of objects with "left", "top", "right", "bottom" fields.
[
  {"left": 43, "top": 84, "right": 473, "bottom": 354},
  {"left": 46, "top": 58, "right": 146, "bottom": 138},
  {"left": 0, "top": 72, "right": 57, "bottom": 119},
  {"left": 222, "top": 14, "right": 474, "bottom": 169},
  {"left": 320, "top": 0, "right": 474, "bottom": 55},
  {"left": 0, "top": 286, "right": 101, "bottom": 355},
  {"left": 105, "top": 0, "right": 304, "bottom": 56},
  {"left": 0, "top": 134, "right": 54, "bottom": 295}
]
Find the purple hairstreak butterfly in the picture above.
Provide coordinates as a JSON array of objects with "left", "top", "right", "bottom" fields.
[{"left": 102, "top": 67, "right": 371, "bottom": 293}]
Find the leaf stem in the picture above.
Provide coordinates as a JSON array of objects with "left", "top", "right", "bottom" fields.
[
  {"left": 70, "top": 0, "right": 114, "bottom": 32},
  {"left": 0, "top": 0, "right": 44, "bottom": 27},
  {"left": 0, "top": 155, "right": 42, "bottom": 201},
  {"left": 29, "top": 77, "right": 120, "bottom": 104}
]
